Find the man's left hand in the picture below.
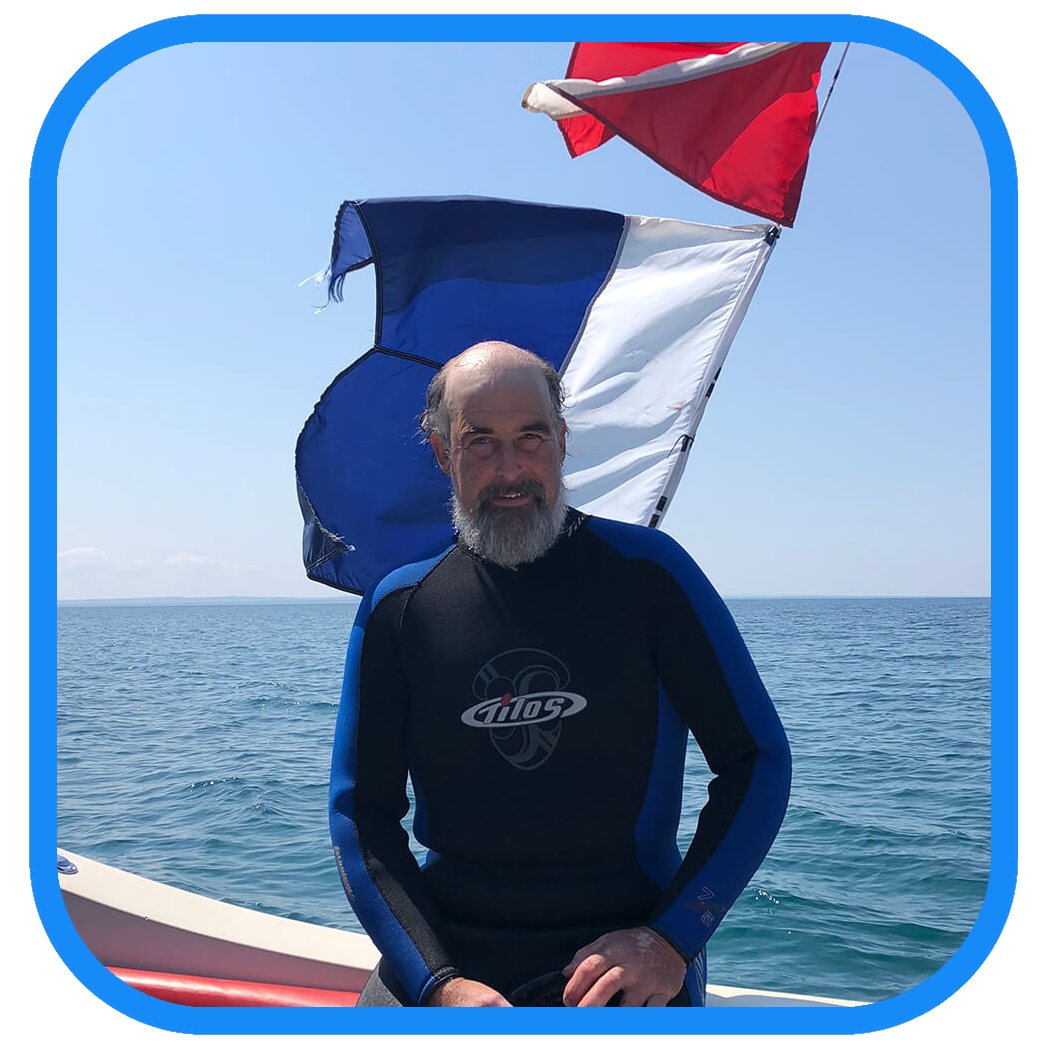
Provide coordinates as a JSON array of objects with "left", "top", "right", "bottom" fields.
[{"left": 561, "top": 926, "right": 687, "bottom": 1007}]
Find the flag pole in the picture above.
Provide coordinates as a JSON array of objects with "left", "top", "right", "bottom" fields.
[{"left": 816, "top": 43, "right": 851, "bottom": 132}]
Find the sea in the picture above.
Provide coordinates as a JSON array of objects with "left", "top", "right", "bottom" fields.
[{"left": 55, "top": 596, "right": 991, "bottom": 1005}]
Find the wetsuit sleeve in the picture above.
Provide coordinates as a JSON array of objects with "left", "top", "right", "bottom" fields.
[
  {"left": 642, "top": 534, "right": 792, "bottom": 961},
  {"left": 328, "top": 585, "right": 460, "bottom": 1005}
]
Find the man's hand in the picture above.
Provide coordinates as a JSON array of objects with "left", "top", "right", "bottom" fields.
[
  {"left": 562, "top": 927, "right": 687, "bottom": 1007},
  {"left": 426, "top": 977, "right": 513, "bottom": 1007}
]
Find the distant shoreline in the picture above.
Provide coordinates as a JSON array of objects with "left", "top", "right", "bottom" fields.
[
  {"left": 57, "top": 596, "right": 361, "bottom": 607},
  {"left": 57, "top": 594, "right": 990, "bottom": 607}
]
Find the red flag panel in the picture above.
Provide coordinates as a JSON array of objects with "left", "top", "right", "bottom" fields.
[{"left": 547, "top": 42, "right": 831, "bottom": 226}]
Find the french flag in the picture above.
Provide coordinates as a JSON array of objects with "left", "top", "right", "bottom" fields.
[{"left": 296, "top": 196, "right": 778, "bottom": 594}]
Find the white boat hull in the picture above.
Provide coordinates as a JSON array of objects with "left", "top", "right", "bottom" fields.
[{"left": 56, "top": 849, "right": 864, "bottom": 1007}]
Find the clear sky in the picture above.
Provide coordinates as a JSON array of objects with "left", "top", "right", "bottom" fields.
[{"left": 54, "top": 36, "right": 992, "bottom": 600}]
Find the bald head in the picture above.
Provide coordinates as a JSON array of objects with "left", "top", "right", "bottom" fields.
[{"left": 420, "top": 342, "right": 565, "bottom": 449}]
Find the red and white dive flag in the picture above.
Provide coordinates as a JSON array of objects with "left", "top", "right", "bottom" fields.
[{"left": 523, "top": 42, "right": 831, "bottom": 227}]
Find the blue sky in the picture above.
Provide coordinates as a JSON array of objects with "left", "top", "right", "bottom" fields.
[{"left": 54, "top": 35, "right": 993, "bottom": 600}]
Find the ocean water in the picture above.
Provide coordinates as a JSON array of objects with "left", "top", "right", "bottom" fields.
[{"left": 55, "top": 596, "right": 990, "bottom": 1004}]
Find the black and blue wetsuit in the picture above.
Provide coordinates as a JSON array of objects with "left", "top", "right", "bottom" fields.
[{"left": 329, "top": 510, "right": 791, "bottom": 1006}]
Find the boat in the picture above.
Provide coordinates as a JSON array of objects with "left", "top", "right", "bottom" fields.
[{"left": 56, "top": 849, "right": 865, "bottom": 1008}]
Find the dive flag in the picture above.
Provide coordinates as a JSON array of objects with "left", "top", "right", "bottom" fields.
[
  {"left": 523, "top": 42, "right": 831, "bottom": 227},
  {"left": 296, "top": 196, "right": 778, "bottom": 594}
]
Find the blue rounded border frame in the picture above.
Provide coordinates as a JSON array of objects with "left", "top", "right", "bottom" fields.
[{"left": 31, "top": 13, "right": 1017, "bottom": 1037}]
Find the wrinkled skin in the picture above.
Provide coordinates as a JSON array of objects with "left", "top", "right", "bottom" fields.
[
  {"left": 562, "top": 926, "right": 687, "bottom": 1007},
  {"left": 426, "top": 977, "right": 512, "bottom": 1007},
  {"left": 426, "top": 928, "right": 686, "bottom": 1006}
]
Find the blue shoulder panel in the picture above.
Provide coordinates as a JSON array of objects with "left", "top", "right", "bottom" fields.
[
  {"left": 328, "top": 545, "right": 454, "bottom": 1004},
  {"left": 584, "top": 516, "right": 791, "bottom": 959}
]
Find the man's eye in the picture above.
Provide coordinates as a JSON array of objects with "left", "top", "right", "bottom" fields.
[
  {"left": 466, "top": 436, "right": 498, "bottom": 457},
  {"left": 517, "top": 433, "right": 545, "bottom": 450}
]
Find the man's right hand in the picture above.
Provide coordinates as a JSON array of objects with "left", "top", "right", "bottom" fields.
[{"left": 426, "top": 977, "right": 512, "bottom": 1006}]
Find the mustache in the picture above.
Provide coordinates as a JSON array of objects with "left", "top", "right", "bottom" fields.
[{"left": 476, "top": 479, "right": 548, "bottom": 508}]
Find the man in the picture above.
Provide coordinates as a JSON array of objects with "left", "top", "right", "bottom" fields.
[{"left": 329, "top": 341, "right": 791, "bottom": 1007}]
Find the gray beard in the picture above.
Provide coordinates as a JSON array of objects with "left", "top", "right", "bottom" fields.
[{"left": 452, "top": 479, "right": 569, "bottom": 569}]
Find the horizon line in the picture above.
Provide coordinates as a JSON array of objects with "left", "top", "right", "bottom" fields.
[{"left": 56, "top": 593, "right": 993, "bottom": 605}]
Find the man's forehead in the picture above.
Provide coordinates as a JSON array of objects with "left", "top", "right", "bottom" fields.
[{"left": 445, "top": 360, "right": 553, "bottom": 421}]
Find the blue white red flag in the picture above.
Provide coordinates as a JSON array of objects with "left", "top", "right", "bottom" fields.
[
  {"left": 296, "top": 196, "right": 778, "bottom": 594},
  {"left": 523, "top": 42, "right": 831, "bottom": 227}
]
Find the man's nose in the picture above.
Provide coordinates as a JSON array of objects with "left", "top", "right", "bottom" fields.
[{"left": 495, "top": 440, "right": 526, "bottom": 481}]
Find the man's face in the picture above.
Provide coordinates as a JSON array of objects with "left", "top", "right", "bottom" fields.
[{"left": 430, "top": 359, "right": 568, "bottom": 565}]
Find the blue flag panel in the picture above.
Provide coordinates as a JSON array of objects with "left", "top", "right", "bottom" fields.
[{"left": 297, "top": 196, "right": 625, "bottom": 594}]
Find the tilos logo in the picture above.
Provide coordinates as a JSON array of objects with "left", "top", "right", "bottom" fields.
[{"left": 463, "top": 649, "right": 587, "bottom": 770}]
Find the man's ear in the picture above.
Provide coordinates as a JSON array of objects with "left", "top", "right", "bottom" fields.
[
  {"left": 430, "top": 431, "right": 451, "bottom": 475},
  {"left": 558, "top": 419, "right": 567, "bottom": 463}
]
